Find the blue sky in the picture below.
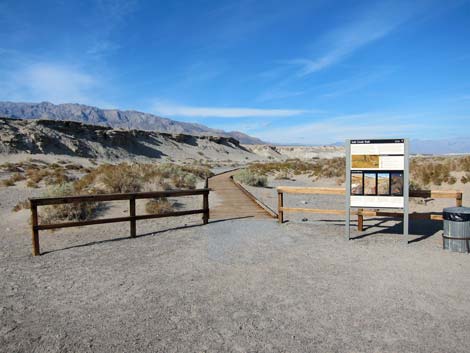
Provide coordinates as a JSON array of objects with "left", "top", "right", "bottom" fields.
[{"left": 1, "top": 0, "right": 470, "bottom": 144}]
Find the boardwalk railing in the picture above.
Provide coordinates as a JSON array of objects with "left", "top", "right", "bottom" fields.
[
  {"left": 277, "top": 186, "right": 463, "bottom": 230},
  {"left": 29, "top": 188, "right": 210, "bottom": 256}
]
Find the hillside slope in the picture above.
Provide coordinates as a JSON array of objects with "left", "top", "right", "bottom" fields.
[
  {"left": 0, "top": 101, "right": 264, "bottom": 144},
  {"left": 0, "top": 117, "right": 260, "bottom": 162}
]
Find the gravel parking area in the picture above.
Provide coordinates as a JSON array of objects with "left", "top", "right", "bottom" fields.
[{"left": 2, "top": 196, "right": 470, "bottom": 353}]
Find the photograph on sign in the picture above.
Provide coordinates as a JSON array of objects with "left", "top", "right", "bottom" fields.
[
  {"left": 352, "top": 155, "right": 379, "bottom": 169},
  {"left": 364, "top": 172, "right": 377, "bottom": 195},
  {"left": 351, "top": 171, "right": 363, "bottom": 195},
  {"left": 377, "top": 173, "right": 390, "bottom": 195},
  {"left": 391, "top": 172, "right": 404, "bottom": 196}
]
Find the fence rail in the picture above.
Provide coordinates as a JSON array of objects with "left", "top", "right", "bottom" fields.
[
  {"left": 277, "top": 187, "right": 463, "bottom": 230},
  {"left": 29, "top": 188, "right": 210, "bottom": 256}
]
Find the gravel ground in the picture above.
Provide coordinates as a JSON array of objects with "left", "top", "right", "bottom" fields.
[{"left": 1, "top": 183, "right": 470, "bottom": 352}]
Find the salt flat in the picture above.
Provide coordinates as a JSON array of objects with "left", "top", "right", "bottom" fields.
[{"left": 1, "top": 211, "right": 469, "bottom": 353}]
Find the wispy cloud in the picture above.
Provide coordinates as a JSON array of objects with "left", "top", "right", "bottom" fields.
[
  {"left": 288, "top": 1, "right": 429, "bottom": 76},
  {"left": 152, "top": 101, "right": 306, "bottom": 118},
  {"left": 85, "top": 0, "right": 138, "bottom": 58},
  {"left": 0, "top": 63, "right": 110, "bottom": 106},
  {"left": 254, "top": 112, "right": 436, "bottom": 144}
]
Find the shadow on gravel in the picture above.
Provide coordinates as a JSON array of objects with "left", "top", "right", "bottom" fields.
[
  {"left": 297, "top": 217, "right": 441, "bottom": 243},
  {"left": 41, "top": 216, "right": 254, "bottom": 255},
  {"left": 349, "top": 218, "right": 442, "bottom": 243}
]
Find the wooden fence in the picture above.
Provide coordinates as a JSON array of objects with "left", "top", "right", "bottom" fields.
[
  {"left": 277, "top": 187, "right": 463, "bottom": 230},
  {"left": 29, "top": 188, "right": 210, "bottom": 256}
]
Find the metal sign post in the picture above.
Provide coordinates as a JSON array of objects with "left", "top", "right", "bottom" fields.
[{"left": 345, "top": 138, "right": 409, "bottom": 241}]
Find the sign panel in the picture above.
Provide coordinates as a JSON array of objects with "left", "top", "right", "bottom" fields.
[
  {"left": 345, "top": 138, "right": 409, "bottom": 240},
  {"left": 349, "top": 139, "right": 406, "bottom": 209}
]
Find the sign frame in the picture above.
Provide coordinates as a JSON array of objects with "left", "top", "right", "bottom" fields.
[{"left": 345, "top": 138, "right": 409, "bottom": 240}]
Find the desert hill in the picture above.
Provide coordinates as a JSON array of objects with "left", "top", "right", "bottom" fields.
[
  {"left": 0, "top": 101, "right": 264, "bottom": 145},
  {"left": 0, "top": 117, "right": 259, "bottom": 162}
]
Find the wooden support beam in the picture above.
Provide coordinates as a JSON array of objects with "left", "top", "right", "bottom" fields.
[
  {"left": 280, "top": 207, "right": 346, "bottom": 215},
  {"left": 31, "top": 202, "right": 40, "bottom": 256},
  {"left": 278, "top": 192, "right": 284, "bottom": 223},
  {"left": 129, "top": 197, "right": 136, "bottom": 238},
  {"left": 276, "top": 186, "right": 463, "bottom": 200},
  {"left": 357, "top": 209, "right": 364, "bottom": 232},
  {"left": 202, "top": 191, "right": 209, "bottom": 224},
  {"left": 29, "top": 188, "right": 211, "bottom": 206}
]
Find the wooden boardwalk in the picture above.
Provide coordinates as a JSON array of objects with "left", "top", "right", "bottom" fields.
[{"left": 208, "top": 170, "right": 273, "bottom": 220}]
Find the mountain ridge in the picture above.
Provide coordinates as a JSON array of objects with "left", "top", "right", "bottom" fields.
[{"left": 0, "top": 101, "right": 265, "bottom": 144}]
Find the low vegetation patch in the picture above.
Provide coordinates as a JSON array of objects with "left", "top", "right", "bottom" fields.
[
  {"left": 40, "top": 183, "right": 101, "bottom": 224},
  {"left": 73, "top": 163, "right": 213, "bottom": 194},
  {"left": 234, "top": 169, "right": 268, "bottom": 187},
  {"left": 145, "top": 197, "right": 174, "bottom": 215},
  {"left": 410, "top": 156, "right": 470, "bottom": 188},
  {"left": 5, "top": 160, "right": 213, "bottom": 218},
  {"left": 247, "top": 158, "right": 346, "bottom": 183}
]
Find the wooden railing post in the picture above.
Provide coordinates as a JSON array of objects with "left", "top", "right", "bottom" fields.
[
  {"left": 357, "top": 209, "right": 364, "bottom": 231},
  {"left": 456, "top": 192, "right": 463, "bottom": 207},
  {"left": 202, "top": 191, "right": 209, "bottom": 224},
  {"left": 278, "top": 191, "right": 284, "bottom": 224},
  {"left": 129, "top": 196, "right": 136, "bottom": 238},
  {"left": 30, "top": 201, "right": 40, "bottom": 256}
]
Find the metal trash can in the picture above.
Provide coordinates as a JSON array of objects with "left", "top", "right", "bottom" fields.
[{"left": 443, "top": 207, "right": 470, "bottom": 253}]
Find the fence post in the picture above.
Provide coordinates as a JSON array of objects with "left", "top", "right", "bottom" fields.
[
  {"left": 357, "top": 209, "right": 364, "bottom": 231},
  {"left": 456, "top": 192, "right": 463, "bottom": 207},
  {"left": 203, "top": 191, "right": 209, "bottom": 224},
  {"left": 31, "top": 201, "right": 40, "bottom": 256},
  {"left": 278, "top": 191, "right": 284, "bottom": 224},
  {"left": 129, "top": 197, "right": 136, "bottom": 238}
]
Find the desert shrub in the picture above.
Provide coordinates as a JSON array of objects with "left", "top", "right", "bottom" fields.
[
  {"left": 27, "top": 180, "right": 39, "bottom": 188},
  {"left": 0, "top": 162, "right": 22, "bottom": 172},
  {"left": 44, "top": 169, "right": 72, "bottom": 185},
  {"left": 461, "top": 173, "right": 470, "bottom": 184},
  {"left": 12, "top": 200, "right": 30, "bottom": 212},
  {"left": 25, "top": 168, "right": 49, "bottom": 184},
  {"left": 234, "top": 169, "right": 268, "bottom": 187},
  {"left": 172, "top": 172, "right": 197, "bottom": 189},
  {"left": 11, "top": 173, "right": 26, "bottom": 182},
  {"left": 1, "top": 178, "right": 15, "bottom": 187},
  {"left": 40, "top": 183, "right": 100, "bottom": 224},
  {"left": 1, "top": 173, "right": 26, "bottom": 186},
  {"left": 409, "top": 180, "right": 422, "bottom": 191},
  {"left": 310, "top": 157, "right": 345, "bottom": 179},
  {"left": 181, "top": 165, "right": 213, "bottom": 179},
  {"left": 99, "top": 163, "right": 143, "bottom": 193},
  {"left": 410, "top": 158, "right": 453, "bottom": 186},
  {"left": 145, "top": 197, "right": 174, "bottom": 215},
  {"left": 65, "top": 163, "right": 82, "bottom": 170},
  {"left": 274, "top": 171, "right": 291, "bottom": 180}
]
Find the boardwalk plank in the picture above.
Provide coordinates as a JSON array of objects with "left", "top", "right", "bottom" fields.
[{"left": 208, "top": 170, "right": 272, "bottom": 220}]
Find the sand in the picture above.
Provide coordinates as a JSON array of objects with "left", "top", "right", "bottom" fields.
[{"left": 1, "top": 172, "right": 470, "bottom": 352}]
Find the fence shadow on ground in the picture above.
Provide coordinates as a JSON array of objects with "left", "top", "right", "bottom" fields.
[{"left": 41, "top": 216, "right": 252, "bottom": 255}]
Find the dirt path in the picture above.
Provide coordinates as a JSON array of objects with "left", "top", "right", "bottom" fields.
[{"left": 208, "top": 170, "right": 273, "bottom": 220}]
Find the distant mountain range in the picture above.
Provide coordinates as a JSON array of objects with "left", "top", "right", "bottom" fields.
[
  {"left": 0, "top": 101, "right": 264, "bottom": 144},
  {"left": 411, "top": 138, "right": 470, "bottom": 155}
]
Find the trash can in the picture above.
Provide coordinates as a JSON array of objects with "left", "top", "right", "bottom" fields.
[{"left": 443, "top": 207, "right": 470, "bottom": 253}]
